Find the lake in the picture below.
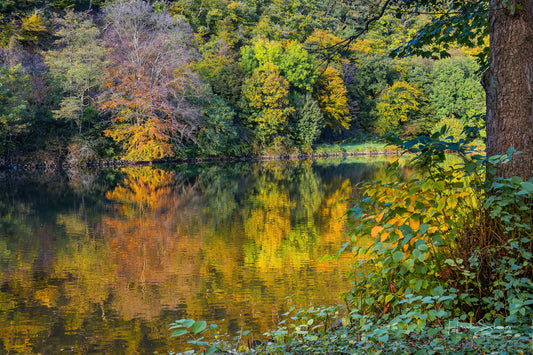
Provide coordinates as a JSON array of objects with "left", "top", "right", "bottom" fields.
[{"left": 0, "top": 157, "right": 394, "bottom": 353}]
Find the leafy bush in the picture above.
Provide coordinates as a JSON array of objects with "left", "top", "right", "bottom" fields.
[
  {"left": 312, "top": 144, "right": 342, "bottom": 155},
  {"left": 168, "top": 133, "right": 533, "bottom": 354},
  {"left": 65, "top": 138, "right": 98, "bottom": 166},
  {"left": 342, "top": 133, "right": 532, "bottom": 338},
  {"left": 431, "top": 117, "right": 466, "bottom": 142}
]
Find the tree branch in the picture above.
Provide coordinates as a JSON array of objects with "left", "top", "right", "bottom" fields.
[{"left": 311, "top": 0, "right": 393, "bottom": 55}]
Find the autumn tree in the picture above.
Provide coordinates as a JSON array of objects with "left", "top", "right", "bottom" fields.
[
  {"left": 13, "top": 11, "right": 49, "bottom": 47},
  {"left": 374, "top": 81, "right": 426, "bottom": 135},
  {"left": 240, "top": 62, "right": 294, "bottom": 147},
  {"left": 44, "top": 10, "right": 106, "bottom": 135},
  {"left": 313, "top": 66, "right": 350, "bottom": 131},
  {"left": 99, "top": 0, "right": 204, "bottom": 160}
]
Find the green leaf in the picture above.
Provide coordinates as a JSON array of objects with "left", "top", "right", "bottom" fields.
[
  {"left": 393, "top": 251, "right": 405, "bottom": 262},
  {"left": 414, "top": 279, "right": 423, "bottom": 292},
  {"left": 399, "top": 225, "right": 414, "bottom": 245},
  {"left": 378, "top": 334, "right": 389, "bottom": 342},
  {"left": 170, "top": 329, "right": 188, "bottom": 337},
  {"left": 205, "top": 346, "right": 218, "bottom": 355},
  {"left": 419, "top": 224, "right": 430, "bottom": 236},
  {"left": 182, "top": 319, "right": 195, "bottom": 328},
  {"left": 190, "top": 321, "right": 207, "bottom": 334},
  {"left": 417, "top": 243, "right": 429, "bottom": 252},
  {"left": 520, "top": 181, "right": 533, "bottom": 192},
  {"left": 450, "top": 333, "right": 463, "bottom": 344}
]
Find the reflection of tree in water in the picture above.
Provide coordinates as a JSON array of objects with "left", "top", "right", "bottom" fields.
[
  {"left": 0, "top": 159, "right": 395, "bottom": 353},
  {"left": 242, "top": 161, "right": 322, "bottom": 270}
]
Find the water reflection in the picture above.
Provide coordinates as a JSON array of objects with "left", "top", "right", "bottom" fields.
[{"left": 0, "top": 157, "right": 395, "bottom": 353}]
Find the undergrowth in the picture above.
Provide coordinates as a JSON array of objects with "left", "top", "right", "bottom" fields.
[{"left": 169, "top": 129, "right": 533, "bottom": 354}]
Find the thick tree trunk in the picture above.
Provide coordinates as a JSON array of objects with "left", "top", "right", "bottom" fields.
[{"left": 483, "top": 0, "right": 533, "bottom": 179}]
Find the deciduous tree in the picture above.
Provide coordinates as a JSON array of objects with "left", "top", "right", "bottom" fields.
[
  {"left": 388, "top": 0, "right": 532, "bottom": 178},
  {"left": 241, "top": 38, "right": 317, "bottom": 91},
  {"left": 290, "top": 93, "right": 324, "bottom": 151},
  {"left": 99, "top": 0, "right": 204, "bottom": 160},
  {"left": 240, "top": 63, "right": 294, "bottom": 146},
  {"left": 0, "top": 64, "right": 32, "bottom": 159},
  {"left": 313, "top": 66, "right": 350, "bottom": 131},
  {"left": 44, "top": 10, "right": 105, "bottom": 135},
  {"left": 374, "top": 80, "right": 426, "bottom": 135},
  {"left": 430, "top": 56, "right": 485, "bottom": 124}
]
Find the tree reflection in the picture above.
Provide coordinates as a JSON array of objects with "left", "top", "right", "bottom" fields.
[{"left": 0, "top": 159, "right": 394, "bottom": 353}]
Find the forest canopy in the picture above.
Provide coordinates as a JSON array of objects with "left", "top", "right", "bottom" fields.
[{"left": 0, "top": 0, "right": 487, "bottom": 164}]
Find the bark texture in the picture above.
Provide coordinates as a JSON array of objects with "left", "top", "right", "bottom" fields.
[{"left": 484, "top": 0, "right": 533, "bottom": 179}]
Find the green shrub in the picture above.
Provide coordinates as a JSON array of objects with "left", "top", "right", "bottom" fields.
[
  {"left": 312, "top": 144, "right": 342, "bottom": 155},
  {"left": 343, "top": 133, "right": 532, "bottom": 332},
  {"left": 168, "top": 133, "right": 533, "bottom": 354},
  {"left": 431, "top": 117, "right": 466, "bottom": 142}
]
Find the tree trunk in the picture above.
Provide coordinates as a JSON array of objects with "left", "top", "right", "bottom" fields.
[{"left": 483, "top": 0, "right": 533, "bottom": 180}]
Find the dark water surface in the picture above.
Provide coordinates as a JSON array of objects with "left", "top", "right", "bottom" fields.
[{"left": 0, "top": 157, "right": 393, "bottom": 354}]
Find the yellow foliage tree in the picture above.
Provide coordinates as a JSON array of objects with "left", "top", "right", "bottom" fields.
[
  {"left": 374, "top": 81, "right": 426, "bottom": 135},
  {"left": 240, "top": 63, "right": 294, "bottom": 146},
  {"left": 313, "top": 66, "right": 350, "bottom": 131},
  {"left": 15, "top": 12, "right": 49, "bottom": 46}
]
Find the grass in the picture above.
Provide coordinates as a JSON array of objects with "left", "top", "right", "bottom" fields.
[{"left": 312, "top": 142, "right": 399, "bottom": 155}]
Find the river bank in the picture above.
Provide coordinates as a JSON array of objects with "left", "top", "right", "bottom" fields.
[{"left": 1, "top": 149, "right": 401, "bottom": 171}]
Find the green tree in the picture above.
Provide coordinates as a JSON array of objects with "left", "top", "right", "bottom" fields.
[
  {"left": 0, "top": 64, "right": 32, "bottom": 159},
  {"left": 374, "top": 81, "right": 426, "bottom": 135},
  {"left": 195, "top": 96, "right": 239, "bottom": 157},
  {"left": 344, "top": 55, "right": 402, "bottom": 132},
  {"left": 430, "top": 56, "right": 485, "bottom": 123},
  {"left": 44, "top": 10, "right": 106, "bottom": 135},
  {"left": 290, "top": 93, "right": 323, "bottom": 151},
  {"left": 240, "top": 62, "right": 294, "bottom": 147},
  {"left": 241, "top": 39, "right": 317, "bottom": 91},
  {"left": 278, "top": 40, "right": 317, "bottom": 91}
]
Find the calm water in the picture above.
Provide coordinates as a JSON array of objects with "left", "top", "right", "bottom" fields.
[{"left": 0, "top": 157, "right": 394, "bottom": 354}]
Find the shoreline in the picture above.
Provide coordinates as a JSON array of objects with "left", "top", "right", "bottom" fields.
[{"left": 1, "top": 150, "right": 401, "bottom": 171}]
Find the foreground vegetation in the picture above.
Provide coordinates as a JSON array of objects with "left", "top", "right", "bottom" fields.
[{"left": 168, "top": 132, "right": 533, "bottom": 354}]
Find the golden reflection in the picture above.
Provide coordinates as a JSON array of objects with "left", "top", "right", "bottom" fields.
[{"left": 0, "top": 159, "right": 394, "bottom": 353}]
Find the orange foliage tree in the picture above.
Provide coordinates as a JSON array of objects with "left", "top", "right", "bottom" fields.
[{"left": 99, "top": 0, "right": 204, "bottom": 160}]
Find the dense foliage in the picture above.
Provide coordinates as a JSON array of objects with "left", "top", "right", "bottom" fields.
[
  {"left": 168, "top": 133, "right": 533, "bottom": 354},
  {"left": 0, "top": 0, "right": 487, "bottom": 164}
]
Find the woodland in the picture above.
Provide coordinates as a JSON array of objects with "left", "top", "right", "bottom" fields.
[
  {"left": 1, "top": 0, "right": 533, "bottom": 353},
  {"left": 0, "top": 0, "right": 488, "bottom": 165}
]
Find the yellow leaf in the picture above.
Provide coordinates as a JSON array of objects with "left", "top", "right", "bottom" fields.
[
  {"left": 371, "top": 226, "right": 383, "bottom": 238},
  {"left": 409, "top": 218, "right": 420, "bottom": 232},
  {"left": 380, "top": 231, "right": 390, "bottom": 242}
]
